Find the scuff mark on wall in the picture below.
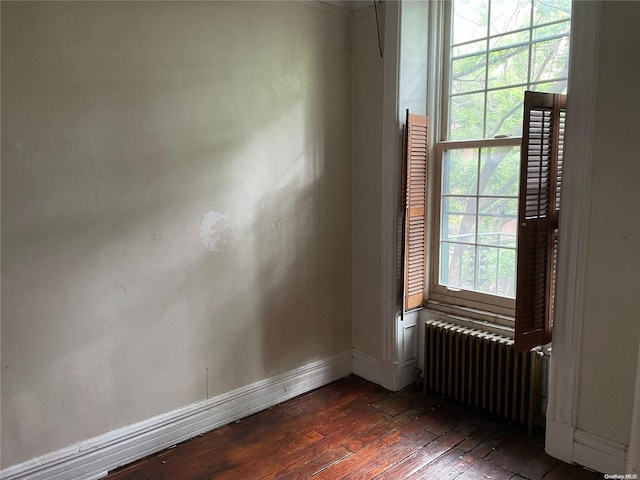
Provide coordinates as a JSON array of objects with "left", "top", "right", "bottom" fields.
[{"left": 200, "top": 210, "right": 232, "bottom": 253}]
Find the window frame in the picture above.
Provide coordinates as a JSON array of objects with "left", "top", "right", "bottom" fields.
[
  {"left": 427, "top": 0, "right": 570, "bottom": 318},
  {"left": 430, "top": 137, "right": 521, "bottom": 317}
]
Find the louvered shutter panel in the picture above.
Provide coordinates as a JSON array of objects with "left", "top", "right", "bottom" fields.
[
  {"left": 404, "top": 112, "right": 429, "bottom": 310},
  {"left": 515, "top": 91, "right": 566, "bottom": 353}
]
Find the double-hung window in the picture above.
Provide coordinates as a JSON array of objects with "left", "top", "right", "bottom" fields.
[{"left": 429, "top": 0, "right": 571, "bottom": 316}]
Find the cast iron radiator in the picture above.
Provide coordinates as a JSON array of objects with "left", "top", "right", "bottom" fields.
[{"left": 423, "top": 320, "right": 543, "bottom": 430}]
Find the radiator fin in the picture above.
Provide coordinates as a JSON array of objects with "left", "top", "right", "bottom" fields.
[{"left": 424, "top": 320, "right": 543, "bottom": 430}]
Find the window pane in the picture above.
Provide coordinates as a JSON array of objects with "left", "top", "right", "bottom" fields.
[
  {"left": 487, "top": 45, "right": 529, "bottom": 90},
  {"left": 532, "top": 79, "right": 567, "bottom": 94},
  {"left": 489, "top": 29, "right": 529, "bottom": 50},
  {"left": 449, "top": 92, "right": 485, "bottom": 140},
  {"left": 453, "top": 39, "right": 486, "bottom": 57},
  {"left": 452, "top": 0, "right": 488, "bottom": 45},
  {"left": 490, "top": 0, "right": 531, "bottom": 36},
  {"left": 478, "top": 198, "right": 518, "bottom": 247},
  {"left": 452, "top": 53, "right": 486, "bottom": 94},
  {"left": 440, "top": 242, "right": 476, "bottom": 291},
  {"left": 497, "top": 248, "right": 516, "bottom": 297},
  {"left": 485, "top": 86, "right": 524, "bottom": 137},
  {"left": 533, "top": 0, "right": 571, "bottom": 25},
  {"left": 479, "top": 145, "right": 520, "bottom": 195},
  {"left": 441, "top": 197, "right": 477, "bottom": 244},
  {"left": 443, "top": 148, "right": 478, "bottom": 195},
  {"left": 476, "top": 246, "right": 516, "bottom": 297},
  {"left": 533, "top": 21, "right": 570, "bottom": 41},
  {"left": 532, "top": 37, "right": 570, "bottom": 82}
]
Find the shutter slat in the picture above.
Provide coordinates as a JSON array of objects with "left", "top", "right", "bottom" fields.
[
  {"left": 403, "top": 112, "right": 429, "bottom": 310},
  {"left": 515, "top": 91, "right": 566, "bottom": 353}
]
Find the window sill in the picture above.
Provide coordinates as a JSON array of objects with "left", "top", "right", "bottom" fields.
[{"left": 424, "top": 299, "right": 515, "bottom": 338}]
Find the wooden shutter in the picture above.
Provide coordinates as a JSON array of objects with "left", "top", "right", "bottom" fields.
[
  {"left": 515, "top": 91, "right": 566, "bottom": 352},
  {"left": 403, "top": 111, "right": 429, "bottom": 310}
]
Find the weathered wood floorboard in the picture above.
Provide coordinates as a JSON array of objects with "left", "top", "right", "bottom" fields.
[{"left": 106, "top": 376, "right": 602, "bottom": 480}]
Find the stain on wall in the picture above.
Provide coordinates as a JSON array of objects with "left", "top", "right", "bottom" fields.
[{"left": 200, "top": 210, "right": 232, "bottom": 253}]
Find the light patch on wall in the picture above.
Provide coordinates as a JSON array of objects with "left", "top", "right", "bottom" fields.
[{"left": 200, "top": 210, "right": 232, "bottom": 253}]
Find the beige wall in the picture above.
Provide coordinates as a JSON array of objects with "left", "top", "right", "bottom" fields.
[
  {"left": 1, "top": 1, "right": 352, "bottom": 468},
  {"left": 576, "top": 1, "right": 640, "bottom": 446},
  {"left": 351, "top": 8, "right": 384, "bottom": 357}
]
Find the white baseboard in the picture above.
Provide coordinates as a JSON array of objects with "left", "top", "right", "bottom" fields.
[
  {"left": 0, "top": 351, "right": 352, "bottom": 480},
  {"left": 352, "top": 348, "right": 385, "bottom": 385},
  {"left": 350, "top": 348, "right": 418, "bottom": 392},
  {"left": 352, "top": 349, "right": 396, "bottom": 391},
  {"left": 546, "top": 418, "right": 628, "bottom": 474},
  {"left": 573, "top": 429, "right": 628, "bottom": 474}
]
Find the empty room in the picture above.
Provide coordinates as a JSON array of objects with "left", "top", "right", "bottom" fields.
[{"left": 1, "top": 1, "right": 639, "bottom": 479}]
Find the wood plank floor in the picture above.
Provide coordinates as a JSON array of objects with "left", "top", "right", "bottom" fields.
[{"left": 106, "top": 376, "right": 602, "bottom": 480}]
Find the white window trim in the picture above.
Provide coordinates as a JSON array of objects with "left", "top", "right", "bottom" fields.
[{"left": 544, "top": 0, "right": 600, "bottom": 466}]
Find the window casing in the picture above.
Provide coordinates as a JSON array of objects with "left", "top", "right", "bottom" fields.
[{"left": 429, "top": 0, "right": 571, "bottom": 316}]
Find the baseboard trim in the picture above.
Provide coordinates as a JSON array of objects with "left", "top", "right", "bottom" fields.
[
  {"left": 546, "top": 418, "right": 628, "bottom": 474},
  {"left": 0, "top": 351, "right": 352, "bottom": 480},
  {"left": 573, "top": 429, "right": 628, "bottom": 474},
  {"left": 352, "top": 348, "right": 383, "bottom": 385},
  {"left": 352, "top": 349, "right": 397, "bottom": 391}
]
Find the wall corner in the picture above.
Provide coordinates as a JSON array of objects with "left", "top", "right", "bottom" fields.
[{"left": 545, "top": 418, "right": 575, "bottom": 464}]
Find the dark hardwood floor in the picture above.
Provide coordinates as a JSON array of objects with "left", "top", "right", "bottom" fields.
[{"left": 106, "top": 375, "right": 602, "bottom": 480}]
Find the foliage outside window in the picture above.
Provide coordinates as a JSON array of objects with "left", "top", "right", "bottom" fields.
[{"left": 433, "top": 0, "right": 571, "bottom": 308}]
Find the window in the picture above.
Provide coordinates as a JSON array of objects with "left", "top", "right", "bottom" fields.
[{"left": 430, "top": 0, "right": 571, "bottom": 315}]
